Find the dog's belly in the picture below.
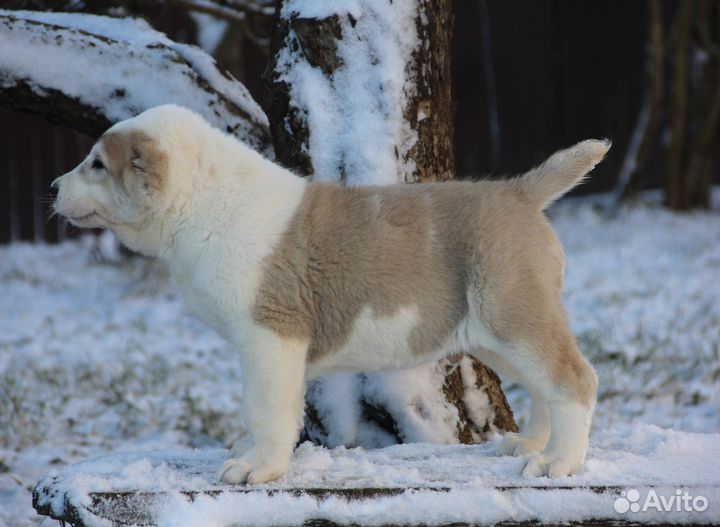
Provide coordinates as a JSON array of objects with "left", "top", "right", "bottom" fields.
[
  {"left": 306, "top": 305, "right": 431, "bottom": 377},
  {"left": 304, "top": 302, "right": 502, "bottom": 379}
]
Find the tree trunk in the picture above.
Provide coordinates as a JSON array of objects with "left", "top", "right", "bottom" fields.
[
  {"left": 264, "top": 0, "right": 516, "bottom": 447},
  {"left": 665, "top": 0, "right": 719, "bottom": 211},
  {"left": 685, "top": 0, "right": 720, "bottom": 208},
  {"left": 666, "top": 0, "right": 693, "bottom": 210},
  {"left": 611, "top": 0, "right": 664, "bottom": 209},
  {"left": 611, "top": 0, "right": 718, "bottom": 211}
]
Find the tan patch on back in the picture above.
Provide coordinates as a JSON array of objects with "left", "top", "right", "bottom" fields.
[
  {"left": 253, "top": 181, "right": 518, "bottom": 361},
  {"left": 256, "top": 151, "right": 600, "bottom": 415}
]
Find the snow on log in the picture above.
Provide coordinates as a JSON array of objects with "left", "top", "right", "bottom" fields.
[
  {"left": 32, "top": 424, "right": 720, "bottom": 526},
  {"left": 264, "top": 0, "right": 516, "bottom": 448},
  {"left": 0, "top": 10, "right": 272, "bottom": 153}
]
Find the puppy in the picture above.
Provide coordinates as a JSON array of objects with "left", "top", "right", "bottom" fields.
[{"left": 53, "top": 105, "right": 608, "bottom": 484}]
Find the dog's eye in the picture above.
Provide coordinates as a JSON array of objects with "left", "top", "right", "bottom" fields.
[{"left": 92, "top": 158, "right": 105, "bottom": 170}]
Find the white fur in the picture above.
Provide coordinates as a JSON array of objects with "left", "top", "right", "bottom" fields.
[{"left": 307, "top": 305, "right": 422, "bottom": 377}]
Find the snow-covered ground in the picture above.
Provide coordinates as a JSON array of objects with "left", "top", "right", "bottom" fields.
[{"left": 2, "top": 191, "right": 719, "bottom": 526}]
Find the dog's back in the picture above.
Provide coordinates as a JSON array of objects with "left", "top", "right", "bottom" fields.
[{"left": 253, "top": 140, "right": 610, "bottom": 376}]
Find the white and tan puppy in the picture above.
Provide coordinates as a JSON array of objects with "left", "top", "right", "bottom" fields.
[{"left": 53, "top": 105, "right": 608, "bottom": 484}]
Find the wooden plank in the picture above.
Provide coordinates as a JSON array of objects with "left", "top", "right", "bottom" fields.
[
  {"left": 33, "top": 484, "right": 449, "bottom": 526},
  {"left": 35, "top": 482, "right": 714, "bottom": 527},
  {"left": 31, "top": 444, "right": 720, "bottom": 526}
]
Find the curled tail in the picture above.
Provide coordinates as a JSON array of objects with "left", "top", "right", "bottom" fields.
[{"left": 514, "top": 139, "right": 611, "bottom": 209}]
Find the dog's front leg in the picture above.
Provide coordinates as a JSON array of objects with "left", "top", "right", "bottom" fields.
[{"left": 216, "top": 328, "right": 308, "bottom": 484}]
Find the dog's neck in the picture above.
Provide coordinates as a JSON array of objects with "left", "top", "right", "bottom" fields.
[{"left": 156, "top": 141, "right": 308, "bottom": 294}]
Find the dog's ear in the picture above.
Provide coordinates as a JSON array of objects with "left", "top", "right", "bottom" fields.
[
  {"left": 128, "top": 132, "right": 168, "bottom": 192},
  {"left": 130, "top": 147, "right": 144, "bottom": 172}
]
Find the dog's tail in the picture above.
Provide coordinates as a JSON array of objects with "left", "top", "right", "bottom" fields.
[{"left": 512, "top": 139, "right": 611, "bottom": 210}]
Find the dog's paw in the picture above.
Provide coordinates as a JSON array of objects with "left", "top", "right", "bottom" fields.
[
  {"left": 498, "top": 432, "right": 547, "bottom": 456},
  {"left": 521, "top": 452, "right": 581, "bottom": 478},
  {"left": 215, "top": 449, "right": 287, "bottom": 484}
]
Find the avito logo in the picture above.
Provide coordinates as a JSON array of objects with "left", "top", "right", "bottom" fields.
[{"left": 614, "top": 488, "right": 709, "bottom": 514}]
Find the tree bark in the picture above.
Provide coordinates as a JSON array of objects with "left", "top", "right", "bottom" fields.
[
  {"left": 264, "top": 2, "right": 455, "bottom": 183},
  {"left": 685, "top": 0, "right": 720, "bottom": 208},
  {"left": 611, "top": 0, "right": 664, "bottom": 209},
  {"left": 264, "top": 0, "right": 516, "bottom": 447},
  {"left": 0, "top": 11, "right": 272, "bottom": 152},
  {"left": 666, "top": 1, "right": 693, "bottom": 210},
  {"left": 409, "top": 0, "right": 455, "bottom": 183}
]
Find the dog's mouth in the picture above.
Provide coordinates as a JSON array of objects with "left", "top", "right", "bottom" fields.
[
  {"left": 71, "top": 212, "right": 96, "bottom": 222},
  {"left": 67, "top": 211, "right": 113, "bottom": 227}
]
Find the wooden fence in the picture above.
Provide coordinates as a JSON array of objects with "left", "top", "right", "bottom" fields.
[{"left": 0, "top": 109, "right": 93, "bottom": 243}]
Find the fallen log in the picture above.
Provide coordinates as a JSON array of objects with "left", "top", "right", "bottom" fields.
[{"left": 0, "top": 10, "right": 272, "bottom": 152}]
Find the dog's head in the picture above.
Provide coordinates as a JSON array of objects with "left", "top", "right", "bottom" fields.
[{"left": 53, "top": 105, "right": 204, "bottom": 255}]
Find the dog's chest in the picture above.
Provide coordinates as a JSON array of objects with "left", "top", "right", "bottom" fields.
[{"left": 172, "top": 256, "right": 256, "bottom": 339}]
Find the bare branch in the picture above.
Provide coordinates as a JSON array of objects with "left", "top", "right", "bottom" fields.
[
  {"left": 167, "top": 0, "right": 273, "bottom": 52},
  {"left": 218, "top": 0, "right": 275, "bottom": 17},
  {"left": 168, "top": 0, "right": 248, "bottom": 24}
]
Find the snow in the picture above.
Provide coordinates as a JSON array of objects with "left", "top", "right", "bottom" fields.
[
  {"left": 305, "top": 373, "right": 363, "bottom": 447},
  {"left": 274, "top": 0, "right": 421, "bottom": 183},
  {"left": 34, "top": 425, "right": 720, "bottom": 525},
  {"left": 305, "top": 359, "right": 492, "bottom": 449},
  {"left": 2, "top": 192, "right": 719, "bottom": 525},
  {"left": 460, "top": 358, "right": 495, "bottom": 431},
  {"left": 0, "top": 10, "right": 269, "bottom": 150},
  {"left": 361, "top": 360, "right": 471, "bottom": 445},
  {"left": 281, "top": 1, "right": 363, "bottom": 19}
]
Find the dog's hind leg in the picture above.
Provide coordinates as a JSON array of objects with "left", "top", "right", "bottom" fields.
[
  {"left": 514, "top": 329, "right": 598, "bottom": 477},
  {"left": 479, "top": 330, "right": 596, "bottom": 476},
  {"left": 468, "top": 271, "right": 597, "bottom": 476},
  {"left": 497, "top": 388, "right": 550, "bottom": 455},
  {"left": 467, "top": 345, "right": 551, "bottom": 456}
]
